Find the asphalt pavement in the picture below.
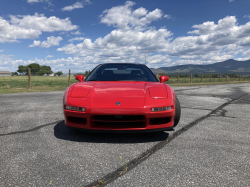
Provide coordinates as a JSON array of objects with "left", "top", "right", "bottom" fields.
[{"left": 0, "top": 83, "right": 249, "bottom": 187}]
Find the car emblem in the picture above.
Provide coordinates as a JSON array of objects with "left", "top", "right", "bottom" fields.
[{"left": 116, "top": 102, "right": 121, "bottom": 105}]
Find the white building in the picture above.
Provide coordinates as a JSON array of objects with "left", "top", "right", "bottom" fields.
[
  {"left": 0, "top": 71, "right": 11, "bottom": 76},
  {"left": 48, "top": 73, "right": 57, "bottom": 76}
]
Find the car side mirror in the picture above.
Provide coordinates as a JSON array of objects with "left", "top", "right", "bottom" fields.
[
  {"left": 159, "top": 76, "right": 169, "bottom": 83},
  {"left": 75, "top": 75, "right": 84, "bottom": 82}
]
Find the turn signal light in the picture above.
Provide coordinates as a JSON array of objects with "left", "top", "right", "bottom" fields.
[{"left": 151, "top": 106, "right": 172, "bottom": 112}]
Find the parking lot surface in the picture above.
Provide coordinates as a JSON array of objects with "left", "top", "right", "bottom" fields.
[{"left": 0, "top": 83, "right": 249, "bottom": 187}]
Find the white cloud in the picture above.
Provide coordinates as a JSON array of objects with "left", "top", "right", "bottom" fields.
[
  {"left": 27, "top": 0, "right": 42, "bottom": 3},
  {"left": 0, "top": 50, "right": 4, "bottom": 52},
  {"left": 59, "top": 31, "right": 67, "bottom": 35},
  {"left": 58, "top": 11, "right": 250, "bottom": 67},
  {"left": 3, "top": 1, "right": 250, "bottom": 72},
  {"left": 62, "top": 2, "right": 84, "bottom": 11},
  {"left": 27, "top": 0, "right": 50, "bottom": 3},
  {"left": 29, "top": 36, "right": 63, "bottom": 48},
  {"left": 235, "top": 58, "right": 249, "bottom": 61},
  {"left": 41, "top": 36, "right": 63, "bottom": 48},
  {"left": 57, "top": 2, "right": 172, "bottom": 65},
  {"left": 0, "top": 16, "right": 41, "bottom": 43},
  {"left": 160, "top": 15, "right": 250, "bottom": 63},
  {"left": 85, "top": 0, "right": 91, "bottom": 4},
  {"left": 0, "top": 55, "right": 95, "bottom": 73},
  {"left": 188, "top": 16, "right": 237, "bottom": 35},
  {"left": 0, "top": 13, "right": 77, "bottom": 43},
  {"left": 68, "top": 37, "right": 86, "bottom": 42},
  {"left": 58, "top": 28, "right": 172, "bottom": 56},
  {"left": 187, "top": 16, "right": 250, "bottom": 47},
  {"left": 164, "top": 14, "right": 172, "bottom": 19},
  {"left": 10, "top": 13, "right": 78, "bottom": 32},
  {"left": 244, "top": 15, "right": 250, "bottom": 19},
  {"left": 29, "top": 40, "right": 41, "bottom": 47},
  {"left": 27, "top": 0, "right": 53, "bottom": 6},
  {"left": 100, "top": 1, "right": 163, "bottom": 30},
  {"left": 46, "top": 55, "right": 54, "bottom": 58},
  {"left": 0, "top": 54, "right": 18, "bottom": 71},
  {"left": 71, "top": 30, "right": 83, "bottom": 35},
  {"left": 28, "top": 0, "right": 54, "bottom": 10},
  {"left": 229, "top": 0, "right": 234, "bottom": 2},
  {"left": 241, "top": 48, "right": 250, "bottom": 59}
]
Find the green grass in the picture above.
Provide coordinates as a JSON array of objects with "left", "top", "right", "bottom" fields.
[
  {"left": 166, "top": 77, "right": 250, "bottom": 86},
  {"left": 167, "top": 77, "right": 249, "bottom": 83},
  {"left": 0, "top": 76, "right": 250, "bottom": 94},
  {"left": 0, "top": 76, "right": 78, "bottom": 94}
]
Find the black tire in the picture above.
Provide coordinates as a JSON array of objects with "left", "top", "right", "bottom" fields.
[{"left": 174, "top": 96, "right": 181, "bottom": 127}]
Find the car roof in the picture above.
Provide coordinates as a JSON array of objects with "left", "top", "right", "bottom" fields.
[{"left": 98, "top": 63, "right": 146, "bottom": 66}]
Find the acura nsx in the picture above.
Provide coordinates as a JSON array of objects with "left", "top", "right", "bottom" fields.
[{"left": 63, "top": 63, "right": 181, "bottom": 132}]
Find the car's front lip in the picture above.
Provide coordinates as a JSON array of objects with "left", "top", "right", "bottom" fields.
[
  {"left": 67, "top": 126, "right": 174, "bottom": 133},
  {"left": 64, "top": 107, "right": 175, "bottom": 131}
]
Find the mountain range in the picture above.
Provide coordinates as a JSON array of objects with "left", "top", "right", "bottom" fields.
[{"left": 150, "top": 59, "right": 250, "bottom": 76}]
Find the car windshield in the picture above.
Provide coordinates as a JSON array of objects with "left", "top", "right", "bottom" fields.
[{"left": 85, "top": 64, "right": 158, "bottom": 82}]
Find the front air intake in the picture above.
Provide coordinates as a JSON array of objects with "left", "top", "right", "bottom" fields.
[
  {"left": 150, "top": 117, "right": 171, "bottom": 125},
  {"left": 91, "top": 115, "right": 146, "bottom": 129},
  {"left": 67, "top": 117, "right": 87, "bottom": 125}
]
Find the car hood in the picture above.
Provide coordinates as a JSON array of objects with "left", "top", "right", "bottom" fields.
[
  {"left": 93, "top": 82, "right": 145, "bottom": 96},
  {"left": 68, "top": 81, "right": 170, "bottom": 109},
  {"left": 91, "top": 82, "right": 146, "bottom": 108}
]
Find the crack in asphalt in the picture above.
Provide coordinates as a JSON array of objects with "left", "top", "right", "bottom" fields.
[
  {"left": 210, "top": 109, "right": 236, "bottom": 118},
  {"left": 86, "top": 93, "right": 249, "bottom": 187},
  {"left": 0, "top": 120, "right": 63, "bottom": 136},
  {"left": 177, "top": 94, "right": 246, "bottom": 102},
  {"left": 181, "top": 106, "right": 213, "bottom": 111},
  {"left": 174, "top": 86, "right": 208, "bottom": 92},
  {"left": 175, "top": 93, "right": 233, "bottom": 99}
]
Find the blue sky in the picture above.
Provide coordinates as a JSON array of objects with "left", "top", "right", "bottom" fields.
[{"left": 1, "top": 0, "right": 250, "bottom": 73}]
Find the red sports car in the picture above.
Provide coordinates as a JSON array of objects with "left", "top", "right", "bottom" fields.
[{"left": 63, "top": 63, "right": 181, "bottom": 132}]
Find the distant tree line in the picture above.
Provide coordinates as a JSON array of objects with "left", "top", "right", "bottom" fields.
[
  {"left": 17, "top": 63, "right": 53, "bottom": 76},
  {"left": 12, "top": 63, "right": 92, "bottom": 77},
  {"left": 13, "top": 63, "right": 63, "bottom": 76}
]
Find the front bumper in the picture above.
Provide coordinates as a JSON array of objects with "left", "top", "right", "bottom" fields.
[
  {"left": 64, "top": 107, "right": 175, "bottom": 132},
  {"left": 67, "top": 126, "right": 174, "bottom": 133}
]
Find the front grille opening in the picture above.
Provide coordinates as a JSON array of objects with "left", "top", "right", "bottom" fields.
[
  {"left": 93, "top": 115, "right": 144, "bottom": 121},
  {"left": 67, "top": 117, "right": 87, "bottom": 125},
  {"left": 92, "top": 121, "right": 145, "bottom": 128},
  {"left": 150, "top": 117, "right": 171, "bottom": 125}
]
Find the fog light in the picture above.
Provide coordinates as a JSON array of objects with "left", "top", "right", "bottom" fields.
[
  {"left": 65, "top": 105, "right": 86, "bottom": 112},
  {"left": 151, "top": 106, "right": 172, "bottom": 112}
]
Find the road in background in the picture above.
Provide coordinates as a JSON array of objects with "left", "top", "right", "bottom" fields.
[{"left": 0, "top": 83, "right": 249, "bottom": 186}]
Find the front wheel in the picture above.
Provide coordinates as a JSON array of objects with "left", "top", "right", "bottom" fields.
[{"left": 174, "top": 96, "right": 181, "bottom": 127}]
